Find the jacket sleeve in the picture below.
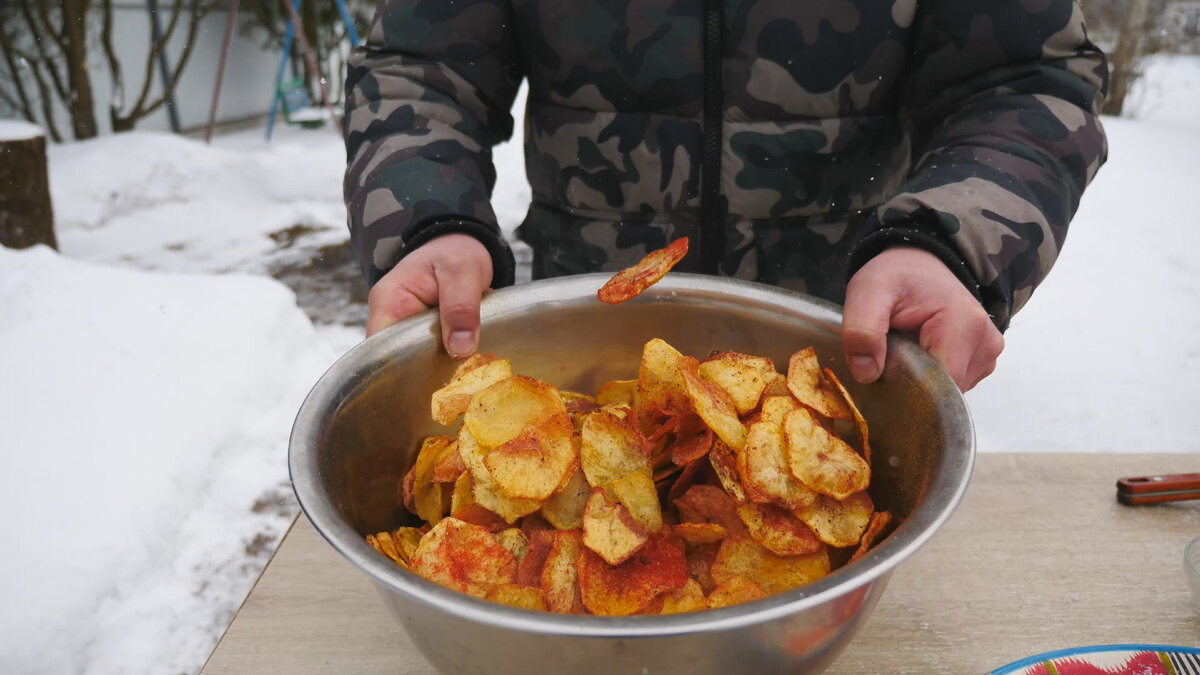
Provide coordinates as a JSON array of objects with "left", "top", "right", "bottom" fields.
[
  {"left": 848, "top": 0, "right": 1108, "bottom": 330},
  {"left": 343, "top": 0, "right": 522, "bottom": 287}
]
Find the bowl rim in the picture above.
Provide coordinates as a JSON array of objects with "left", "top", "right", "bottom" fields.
[{"left": 289, "top": 273, "right": 975, "bottom": 637}]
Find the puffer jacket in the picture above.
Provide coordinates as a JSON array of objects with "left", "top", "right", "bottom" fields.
[{"left": 343, "top": 0, "right": 1107, "bottom": 329}]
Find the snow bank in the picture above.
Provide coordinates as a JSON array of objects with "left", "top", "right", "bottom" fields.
[
  {"left": 0, "top": 119, "right": 46, "bottom": 141},
  {"left": 0, "top": 246, "right": 356, "bottom": 674}
]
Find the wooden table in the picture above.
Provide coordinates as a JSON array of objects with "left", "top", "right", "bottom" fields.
[{"left": 202, "top": 454, "right": 1200, "bottom": 674}]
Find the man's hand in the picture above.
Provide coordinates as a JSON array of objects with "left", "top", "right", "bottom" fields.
[
  {"left": 366, "top": 234, "right": 493, "bottom": 358},
  {"left": 842, "top": 247, "right": 1004, "bottom": 392}
]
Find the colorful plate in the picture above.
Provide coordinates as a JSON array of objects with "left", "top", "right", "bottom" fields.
[{"left": 992, "top": 644, "right": 1200, "bottom": 674}]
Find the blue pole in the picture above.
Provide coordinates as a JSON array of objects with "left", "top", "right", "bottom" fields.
[
  {"left": 266, "top": 0, "right": 303, "bottom": 140},
  {"left": 332, "top": 0, "right": 360, "bottom": 47}
]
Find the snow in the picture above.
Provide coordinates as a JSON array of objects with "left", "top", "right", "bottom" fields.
[
  {"left": 0, "top": 54, "right": 1197, "bottom": 675},
  {"left": 0, "top": 119, "right": 46, "bottom": 141}
]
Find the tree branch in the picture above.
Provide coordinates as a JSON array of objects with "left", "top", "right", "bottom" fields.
[
  {"left": 24, "top": 58, "right": 64, "bottom": 142},
  {"left": 0, "top": 25, "right": 36, "bottom": 122},
  {"left": 18, "top": 0, "right": 70, "bottom": 104},
  {"left": 100, "top": 0, "right": 124, "bottom": 113},
  {"left": 132, "top": 0, "right": 224, "bottom": 122},
  {"left": 34, "top": 0, "right": 68, "bottom": 54}
]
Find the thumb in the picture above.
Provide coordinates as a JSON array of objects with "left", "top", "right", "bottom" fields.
[
  {"left": 433, "top": 261, "right": 489, "bottom": 359},
  {"left": 841, "top": 273, "right": 899, "bottom": 384}
]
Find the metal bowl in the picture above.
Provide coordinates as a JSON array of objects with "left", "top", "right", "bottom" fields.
[{"left": 289, "top": 273, "right": 974, "bottom": 674}]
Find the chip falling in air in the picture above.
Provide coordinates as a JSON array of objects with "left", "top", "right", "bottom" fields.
[{"left": 597, "top": 237, "right": 689, "bottom": 304}]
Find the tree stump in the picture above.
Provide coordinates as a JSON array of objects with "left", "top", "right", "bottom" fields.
[{"left": 0, "top": 121, "right": 57, "bottom": 251}]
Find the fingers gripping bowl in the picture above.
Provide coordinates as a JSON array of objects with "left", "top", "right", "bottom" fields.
[{"left": 289, "top": 273, "right": 974, "bottom": 674}]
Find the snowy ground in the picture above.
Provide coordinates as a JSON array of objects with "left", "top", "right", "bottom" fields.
[{"left": 1, "top": 55, "right": 1198, "bottom": 675}]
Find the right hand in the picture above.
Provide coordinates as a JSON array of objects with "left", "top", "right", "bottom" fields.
[{"left": 366, "top": 233, "right": 493, "bottom": 359}]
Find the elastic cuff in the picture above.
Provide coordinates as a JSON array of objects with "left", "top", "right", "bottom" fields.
[
  {"left": 846, "top": 225, "right": 985, "bottom": 305},
  {"left": 401, "top": 216, "right": 516, "bottom": 289}
]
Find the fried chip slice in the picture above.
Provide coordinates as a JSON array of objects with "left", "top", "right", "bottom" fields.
[
  {"left": 578, "top": 533, "right": 689, "bottom": 616},
  {"left": 666, "top": 456, "right": 705, "bottom": 506},
  {"left": 366, "top": 531, "right": 406, "bottom": 567},
  {"left": 430, "top": 440, "right": 466, "bottom": 484},
  {"left": 597, "top": 237, "right": 689, "bottom": 305},
  {"left": 430, "top": 353, "right": 512, "bottom": 426},
  {"left": 541, "top": 530, "right": 585, "bottom": 614},
  {"left": 580, "top": 405, "right": 649, "bottom": 488},
  {"left": 449, "top": 471, "right": 509, "bottom": 532},
  {"left": 456, "top": 430, "right": 542, "bottom": 524},
  {"left": 706, "top": 575, "right": 769, "bottom": 609},
  {"left": 635, "top": 338, "right": 696, "bottom": 430},
  {"left": 673, "top": 484, "right": 746, "bottom": 535},
  {"left": 849, "top": 511, "right": 893, "bottom": 563},
  {"left": 793, "top": 491, "right": 874, "bottom": 548},
  {"left": 583, "top": 488, "right": 650, "bottom": 565},
  {"left": 783, "top": 407, "right": 870, "bottom": 500},
  {"left": 708, "top": 438, "right": 748, "bottom": 504},
  {"left": 595, "top": 378, "right": 638, "bottom": 407},
  {"left": 483, "top": 414, "right": 576, "bottom": 501},
  {"left": 822, "top": 368, "right": 871, "bottom": 466},
  {"left": 495, "top": 528, "right": 529, "bottom": 563},
  {"left": 393, "top": 527, "right": 423, "bottom": 565},
  {"left": 786, "top": 348, "right": 851, "bottom": 421},
  {"left": 759, "top": 395, "right": 800, "bottom": 427},
  {"left": 672, "top": 522, "right": 728, "bottom": 546},
  {"left": 464, "top": 375, "right": 567, "bottom": 448},
  {"left": 516, "top": 529, "right": 555, "bottom": 587},
  {"left": 411, "top": 435, "right": 455, "bottom": 525},
  {"left": 712, "top": 534, "right": 830, "bottom": 594},
  {"left": 485, "top": 584, "right": 547, "bottom": 611},
  {"left": 606, "top": 466, "right": 663, "bottom": 533},
  {"left": 736, "top": 502, "right": 822, "bottom": 557},
  {"left": 669, "top": 421, "right": 714, "bottom": 467},
  {"left": 540, "top": 463, "right": 589, "bottom": 530},
  {"left": 410, "top": 518, "right": 518, "bottom": 597},
  {"left": 682, "top": 367, "right": 747, "bottom": 451},
  {"left": 738, "top": 420, "right": 818, "bottom": 510},
  {"left": 699, "top": 352, "right": 777, "bottom": 416},
  {"left": 660, "top": 578, "right": 708, "bottom": 614},
  {"left": 687, "top": 543, "right": 720, "bottom": 594}
]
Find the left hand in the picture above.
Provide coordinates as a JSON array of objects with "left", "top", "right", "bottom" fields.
[{"left": 842, "top": 247, "right": 1004, "bottom": 392}]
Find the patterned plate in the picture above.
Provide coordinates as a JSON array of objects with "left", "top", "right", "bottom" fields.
[{"left": 992, "top": 644, "right": 1200, "bottom": 674}]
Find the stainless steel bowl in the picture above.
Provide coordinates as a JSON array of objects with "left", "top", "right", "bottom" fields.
[{"left": 290, "top": 273, "right": 974, "bottom": 674}]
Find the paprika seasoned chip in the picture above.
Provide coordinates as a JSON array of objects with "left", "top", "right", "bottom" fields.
[
  {"left": 706, "top": 575, "right": 769, "bottom": 609},
  {"left": 708, "top": 438, "right": 748, "bottom": 504},
  {"left": 410, "top": 518, "right": 518, "bottom": 597},
  {"left": 660, "top": 578, "right": 708, "bottom": 614},
  {"left": 849, "top": 510, "right": 893, "bottom": 563},
  {"left": 456, "top": 429, "right": 542, "bottom": 524},
  {"left": 606, "top": 466, "right": 663, "bottom": 533},
  {"left": 540, "top": 463, "right": 589, "bottom": 530},
  {"left": 541, "top": 530, "right": 585, "bottom": 613},
  {"left": 674, "top": 484, "right": 746, "bottom": 534},
  {"left": 582, "top": 488, "right": 649, "bottom": 565},
  {"left": 738, "top": 420, "right": 818, "bottom": 510},
  {"left": 786, "top": 348, "right": 851, "bottom": 421},
  {"left": 595, "top": 378, "right": 638, "bottom": 407},
  {"left": 672, "top": 522, "right": 728, "bottom": 546},
  {"left": 410, "top": 435, "right": 455, "bottom": 525},
  {"left": 430, "top": 353, "right": 512, "bottom": 426},
  {"left": 494, "top": 528, "right": 530, "bottom": 563},
  {"left": 580, "top": 406, "right": 649, "bottom": 488},
  {"left": 485, "top": 584, "right": 547, "bottom": 611},
  {"left": 597, "top": 237, "right": 689, "bottom": 305},
  {"left": 698, "top": 352, "right": 776, "bottom": 416},
  {"left": 794, "top": 491, "right": 874, "bottom": 548},
  {"left": 682, "top": 367, "right": 747, "bottom": 451},
  {"left": 823, "top": 368, "right": 871, "bottom": 466},
  {"left": 578, "top": 533, "right": 689, "bottom": 616},
  {"left": 712, "top": 534, "right": 830, "bottom": 594},
  {"left": 483, "top": 415, "right": 576, "bottom": 501},
  {"left": 784, "top": 407, "right": 870, "bottom": 500},
  {"left": 449, "top": 472, "right": 509, "bottom": 532},
  {"left": 465, "top": 375, "right": 567, "bottom": 448},
  {"left": 736, "top": 502, "right": 822, "bottom": 557},
  {"left": 635, "top": 338, "right": 696, "bottom": 429}
]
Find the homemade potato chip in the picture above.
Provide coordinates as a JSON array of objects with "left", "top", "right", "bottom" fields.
[
  {"left": 736, "top": 502, "right": 822, "bottom": 557},
  {"left": 712, "top": 534, "right": 830, "bottom": 594},
  {"left": 759, "top": 395, "right": 800, "bottom": 427},
  {"left": 687, "top": 543, "right": 720, "bottom": 594},
  {"left": 595, "top": 379, "right": 638, "bottom": 407},
  {"left": 430, "top": 353, "right": 512, "bottom": 426},
  {"left": 682, "top": 367, "right": 747, "bottom": 451},
  {"left": 516, "top": 529, "right": 555, "bottom": 587},
  {"left": 366, "top": 531, "right": 406, "bottom": 567},
  {"left": 495, "top": 528, "right": 530, "bottom": 563},
  {"left": 786, "top": 348, "right": 851, "bottom": 421},
  {"left": 636, "top": 339, "right": 695, "bottom": 429},
  {"left": 429, "top": 440, "right": 466, "bottom": 484},
  {"left": 849, "top": 511, "right": 892, "bottom": 563},
  {"left": 706, "top": 575, "right": 769, "bottom": 609},
  {"left": 708, "top": 439, "right": 748, "bottom": 504},
  {"left": 449, "top": 472, "right": 509, "bottom": 532},
  {"left": 597, "top": 237, "right": 689, "bottom": 305},
  {"left": 578, "top": 533, "right": 689, "bottom": 616},
  {"left": 605, "top": 466, "right": 663, "bottom": 533},
  {"left": 698, "top": 352, "right": 776, "bottom": 416},
  {"left": 540, "top": 463, "right": 589, "bottom": 530},
  {"left": 794, "top": 491, "right": 874, "bottom": 548},
  {"left": 410, "top": 435, "right": 455, "bottom": 525},
  {"left": 485, "top": 584, "right": 547, "bottom": 611},
  {"left": 783, "top": 407, "right": 870, "bottom": 500},
  {"left": 666, "top": 457, "right": 705, "bottom": 506},
  {"left": 483, "top": 415, "right": 576, "bottom": 501},
  {"left": 822, "top": 368, "right": 871, "bottom": 466},
  {"left": 410, "top": 518, "right": 518, "bottom": 597},
  {"left": 582, "top": 488, "right": 649, "bottom": 565},
  {"left": 672, "top": 522, "right": 728, "bottom": 546},
  {"left": 580, "top": 406, "right": 649, "bottom": 488},
  {"left": 456, "top": 430, "right": 542, "bottom": 524},
  {"left": 464, "top": 375, "right": 567, "bottom": 448},
  {"left": 541, "top": 530, "right": 585, "bottom": 613},
  {"left": 674, "top": 484, "right": 746, "bottom": 535},
  {"left": 669, "top": 423, "right": 714, "bottom": 467},
  {"left": 660, "top": 578, "right": 708, "bottom": 614},
  {"left": 739, "top": 421, "right": 818, "bottom": 510}
]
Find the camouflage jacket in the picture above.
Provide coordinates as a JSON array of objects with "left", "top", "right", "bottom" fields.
[{"left": 344, "top": 0, "right": 1107, "bottom": 329}]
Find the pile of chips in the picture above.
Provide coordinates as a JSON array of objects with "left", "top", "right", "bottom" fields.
[{"left": 366, "top": 339, "right": 892, "bottom": 616}]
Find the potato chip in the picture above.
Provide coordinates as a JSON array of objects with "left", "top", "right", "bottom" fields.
[
  {"left": 672, "top": 522, "right": 728, "bottom": 546},
  {"left": 595, "top": 378, "right": 638, "bottom": 407},
  {"left": 541, "top": 530, "right": 585, "bottom": 613},
  {"left": 682, "top": 367, "right": 747, "bottom": 451},
  {"left": 673, "top": 484, "right": 746, "bottom": 535},
  {"left": 456, "top": 430, "right": 543, "bottom": 524},
  {"left": 698, "top": 352, "right": 777, "bottom": 416},
  {"left": 399, "top": 466, "right": 417, "bottom": 515},
  {"left": 410, "top": 435, "right": 455, "bottom": 525},
  {"left": 794, "top": 491, "right": 874, "bottom": 548},
  {"left": 605, "top": 466, "right": 663, "bottom": 533},
  {"left": 430, "top": 440, "right": 466, "bottom": 484},
  {"left": 464, "top": 375, "right": 567, "bottom": 448},
  {"left": 786, "top": 348, "right": 851, "bottom": 421},
  {"left": 578, "top": 533, "right": 689, "bottom": 616},
  {"left": 540, "top": 463, "right": 589, "bottom": 530},
  {"left": 669, "top": 423, "right": 714, "bottom": 466},
  {"left": 759, "top": 395, "right": 800, "bottom": 427},
  {"left": 822, "top": 368, "right": 870, "bottom": 466},
  {"left": 410, "top": 518, "right": 518, "bottom": 597},
  {"left": 516, "top": 529, "right": 555, "bottom": 587},
  {"left": 708, "top": 439, "right": 748, "bottom": 504},
  {"left": 449, "top": 472, "right": 509, "bottom": 532},
  {"left": 666, "top": 457, "right": 705, "bottom": 506},
  {"left": 849, "top": 511, "right": 892, "bottom": 563},
  {"left": 485, "top": 584, "right": 547, "bottom": 611},
  {"left": 495, "top": 528, "right": 530, "bottom": 563},
  {"left": 366, "top": 531, "right": 406, "bottom": 567},
  {"left": 635, "top": 339, "right": 696, "bottom": 430},
  {"left": 430, "top": 353, "right": 512, "bottom": 426},
  {"left": 762, "top": 371, "right": 790, "bottom": 399},
  {"left": 580, "top": 406, "right": 649, "bottom": 488},
  {"left": 687, "top": 543, "right": 720, "bottom": 594},
  {"left": 483, "top": 415, "right": 576, "bottom": 501},
  {"left": 660, "top": 578, "right": 708, "bottom": 614},
  {"left": 582, "top": 488, "right": 649, "bottom": 565},
  {"left": 736, "top": 502, "right": 822, "bottom": 557},
  {"left": 712, "top": 534, "right": 830, "bottom": 594},
  {"left": 597, "top": 237, "right": 689, "bottom": 304},
  {"left": 738, "top": 421, "right": 818, "bottom": 510},
  {"left": 783, "top": 407, "right": 870, "bottom": 499},
  {"left": 392, "top": 527, "right": 423, "bottom": 565},
  {"left": 706, "top": 575, "right": 769, "bottom": 609}
]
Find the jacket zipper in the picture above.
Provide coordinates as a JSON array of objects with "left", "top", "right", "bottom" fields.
[{"left": 699, "top": 0, "right": 724, "bottom": 275}]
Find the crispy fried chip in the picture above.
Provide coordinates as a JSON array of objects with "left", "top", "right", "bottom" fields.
[
  {"left": 597, "top": 237, "right": 689, "bottom": 304},
  {"left": 822, "top": 368, "right": 871, "bottom": 466},
  {"left": 483, "top": 415, "right": 576, "bottom": 501},
  {"left": 456, "top": 430, "right": 542, "bottom": 524},
  {"left": 783, "top": 407, "right": 870, "bottom": 499},
  {"left": 666, "top": 456, "right": 705, "bottom": 506},
  {"left": 673, "top": 484, "right": 746, "bottom": 534},
  {"left": 669, "top": 422, "right": 714, "bottom": 467},
  {"left": 410, "top": 435, "right": 455, "bottom": 525},
  {"left": 672, "top": 522, "right": 728, "bottom": 546},
  {"left": 582, "top": 488, "right": 649, "bottom": 565},
  {"left": 464, "top": 375, "right": 567, "bottom": 448},
  {"left": 430, "top": 353, "right": 512, "bottom": 426},
  {"left": 541, "top": 530, "right": 585, "bottom": 613},
  {"left": 485, "top": 584, "right": 546, "bottom": 611},
  {"left": 580, "top": 406, "right": 649, "bottom": 488},
  {"left": 738, "top": 421, "right": 818, "bottom": 510},
  {"left": 540, "top": 463, "right": 589, "bottom": 530},
  {"left": 448, "top": 472, "right": 509, "bottom": 532},
  {"left": 706, "top": 575, "right": 769, "bottom": 609},
  {"left": 595, "top": 379, "right": 638, "bottom": 407},
  {"left": 687, "top": 543, "right": 720, "bottom": 594},
  {"left": 682, "top": 367, "right": 747, "bottom": 451},
  {"left": 495, "top": 528, "right": 530, "bottom": 563},
  {"left": 712, "top": 534, "right": 830, "bottom": 594},
  {"left": 794, "top": 491, "right": 874, "bottom": 548},
  {"left": 516, "top": 529, "right": 555, "bottom": 587},
  {"left": 410, "top": 518, "right": 518, "bottom": 597},
  {"left": 635, "top": 339, "right": 696, "bottom": 430},
  {"left": 786, "top": 348, "right": 851, "bottom": 421},
  {"left": 660, "top": 578, "right": 708, "bottom": 614},
  {"left": 391, "top": 527, "right": 423, "bottom": 565},
  {"left": 698, "top": 352, "right": 777, "bottom": 416},
  {"left": 849, "top": 511, "right": 892, "bottom": 563},
  {"left": 430, "top": 439, "right": 466, "bottom": 484},
  {"left": 736, "top": 502, "right": 822, "bottom": 557},
  {"left": 708, "top": 439, "right": 748, "bottom": 504},
  {"left": 578, "top": 533, "right": 689, "bottom": 616},
  {"left": 606, "top": 466, "right": 663, "bottom": 533},
  {"left": 366, "top": 531, "right": 406, "bottom": 567},
  {"left": 759, "top": 395, "right": 800, "bottom": 427}
]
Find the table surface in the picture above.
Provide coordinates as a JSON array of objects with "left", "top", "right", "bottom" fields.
[{"left": 201, "top": 454, "right": 1200, "bottom": 674}]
